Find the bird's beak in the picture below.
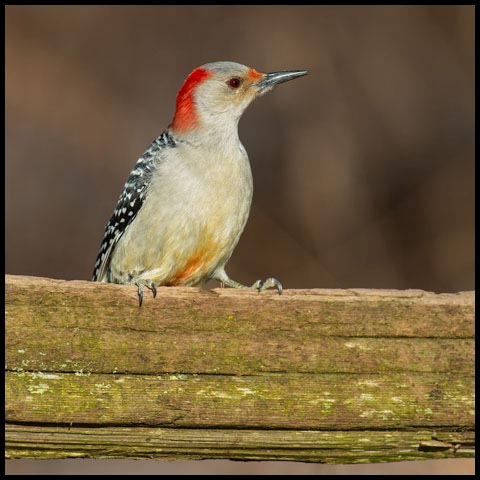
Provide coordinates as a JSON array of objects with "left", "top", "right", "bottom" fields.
[{"left": 255, "top": 70, "right": 308, "bottom": 94}]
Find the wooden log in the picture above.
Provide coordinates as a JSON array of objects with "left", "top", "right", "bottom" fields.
[{"left": 5, "top": 274, "right": 475, "bottom": 462}]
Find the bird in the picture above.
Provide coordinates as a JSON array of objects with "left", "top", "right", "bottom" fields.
[{"left": 92, "top": 61, "right": 307, "bottom": 306}]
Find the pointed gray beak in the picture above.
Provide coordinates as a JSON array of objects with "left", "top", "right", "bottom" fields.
[{"left": 255, "top": 70, "right": 308, "bottom": 92}]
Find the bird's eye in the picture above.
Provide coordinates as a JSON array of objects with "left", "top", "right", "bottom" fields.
[{"left": 228, "top": 77, "right": 242, "bottom": 89}]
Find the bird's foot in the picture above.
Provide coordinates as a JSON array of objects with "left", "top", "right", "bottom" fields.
[
  {"left": 213, "top": 269, "right": 282, "bottom": 295},
  {"left": 135, "top": 279, "right": 157, "bottom": 307},
  {"left": 251, "top": 277, "right": 283, "bottom": 295}
]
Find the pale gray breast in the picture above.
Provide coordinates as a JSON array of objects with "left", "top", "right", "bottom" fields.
[{"left": 107, "top": 135, "right": 254, "bottom": 286}]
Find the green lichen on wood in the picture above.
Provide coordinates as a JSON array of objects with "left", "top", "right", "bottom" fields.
[
  {"left": 6, "top": 329, "right": 475, "bottom": 376},
  {"left": 6, "top": 371, "right": 474, "bottom": 429}
]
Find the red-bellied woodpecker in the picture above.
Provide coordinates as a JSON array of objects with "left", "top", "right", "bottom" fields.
[{"left": 92, "top": 61, "right": 307, "bottom": 306}]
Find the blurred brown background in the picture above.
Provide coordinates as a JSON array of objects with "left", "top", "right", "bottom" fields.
[{"left": 5, "top": 5, "right": 474, "bottom": 476}]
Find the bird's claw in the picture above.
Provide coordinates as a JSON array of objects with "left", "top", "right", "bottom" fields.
[
  {"left": 137, "top": 283, "right": 144, "bottom": 307},
  {"left": 147, "top": 280, "right": 157, "bottom": 298},
  {"left": 252, "top": 277, "right": 283, "bottom": 295}
]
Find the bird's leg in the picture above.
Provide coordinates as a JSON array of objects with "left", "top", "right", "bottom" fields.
[
  {"left": 213, "top": 269, "right": 282, "bottom": 295},
  {"left": 134, "top": 279, "right": 157, "bottom": 307}
]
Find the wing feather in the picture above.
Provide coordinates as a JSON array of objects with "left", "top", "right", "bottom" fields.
[{"left": 92, "top": 130, "right": 176, "bottom": 281}]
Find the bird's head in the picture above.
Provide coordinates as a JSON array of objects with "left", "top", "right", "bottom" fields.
[{"left": 169, "top": 61, "right": 307, "bottom": 135}]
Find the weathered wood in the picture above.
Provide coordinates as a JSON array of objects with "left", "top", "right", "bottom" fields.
[
  {"left": 5, "top": 425, "right": 475, "bottom": 462},
  {"left": 5, "top": 274, "right": 475, "bottom": 462}
]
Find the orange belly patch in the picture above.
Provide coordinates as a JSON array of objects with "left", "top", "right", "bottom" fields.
[
  {"left": 165, "top": 255, "right": 206, "bottom": 286},
  {"left": 164, "top": 243, "right": 221, "bottom": 287}
]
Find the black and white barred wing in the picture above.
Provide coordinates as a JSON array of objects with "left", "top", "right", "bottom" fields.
[{"left": 92, "top": 131, "right": 176, "bottom": 281}]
